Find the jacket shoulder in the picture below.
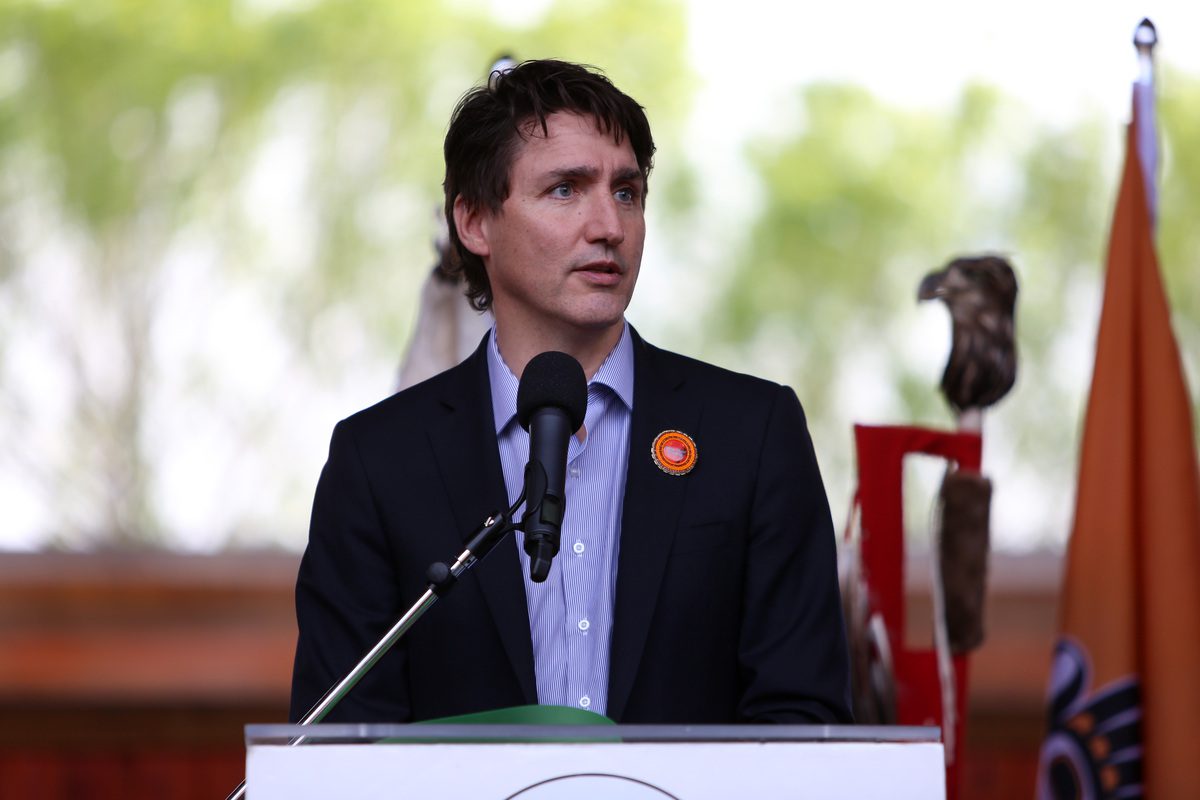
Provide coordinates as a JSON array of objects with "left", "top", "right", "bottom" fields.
[
  {"left": 337, "top": 353, "right": 481, "bottom": 438},
  {"left": 641, "top": 340, "right": 789, "bottom": 404}
]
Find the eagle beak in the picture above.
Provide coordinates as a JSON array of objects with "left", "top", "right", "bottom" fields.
[{"left": 917, "top": 271, "right": 945, "bottom": 302}]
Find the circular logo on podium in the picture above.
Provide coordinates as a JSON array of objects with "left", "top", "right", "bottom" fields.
[{"left": 505, "top": 773, "right": 679, "bottom": 799}]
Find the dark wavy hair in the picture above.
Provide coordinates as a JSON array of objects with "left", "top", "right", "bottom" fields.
[{"left": 442, "top": 59, "right": 656, "bottom": 311}]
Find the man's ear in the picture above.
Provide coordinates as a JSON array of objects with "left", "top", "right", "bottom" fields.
[{"left": 453, "top": 195, "right": 491, "bottom": 258}]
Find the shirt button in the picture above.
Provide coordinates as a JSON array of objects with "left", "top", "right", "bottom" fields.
[
  {"left": 572, "top": 541, "right": 585, "bottom": 555},
  {"left": 577, "top": 618, "right": 590, "bottom": 632},
  {"left": 569, "top": 466, "right": 581, "bottom": 478},
  {"left": 579, "top": 695, "right": 591, "bottom": 709}
]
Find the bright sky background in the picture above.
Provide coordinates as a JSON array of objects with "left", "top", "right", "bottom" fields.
[
  {"left": 485, "top": 0, "right": 1200, "bottom": 126},
  {"left": 679, "top": 0, "right": 1200, "bottom": 183},
  {"left": 689, "top": 1, "right": 1199, "bottom": 118}
]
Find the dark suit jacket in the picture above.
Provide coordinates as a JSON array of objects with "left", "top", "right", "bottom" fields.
[{"left": 290, "top": 329, "right": 852, "bottom": 724}]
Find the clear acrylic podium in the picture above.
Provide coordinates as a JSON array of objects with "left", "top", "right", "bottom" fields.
[{"left": 245, "top": 723, "right": 944, "bottom": 798}]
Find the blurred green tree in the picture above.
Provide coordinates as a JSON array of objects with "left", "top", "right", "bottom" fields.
[
  {"left": 696, "top": 73, "right": 1200, "bottom": 546},
  {"left": 0, "top": 0, "right": 692, "bottom": 546},
  {"left": 2, "top": 0, "right": 1195, "bottom": 551}
]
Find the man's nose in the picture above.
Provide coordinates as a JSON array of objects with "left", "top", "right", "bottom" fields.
[{"left": 583, "top": 194, "right": 625, "bottom": 245}]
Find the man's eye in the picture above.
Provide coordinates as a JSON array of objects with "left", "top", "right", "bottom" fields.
[
  {"left": 551, "top": 183, "right": 573, "bottom": 198},
  {"left": 614, "top": 187, "right": 635, "bottom": 203}
]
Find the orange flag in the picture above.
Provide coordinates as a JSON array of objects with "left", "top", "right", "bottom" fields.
[{"left": 1035, "top": 85, "right": 1200, "bottom": 796}]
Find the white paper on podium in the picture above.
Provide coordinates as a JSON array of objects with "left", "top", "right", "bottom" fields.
[{"left": 248, "top": 739, "right": 945, "bottom": 799}]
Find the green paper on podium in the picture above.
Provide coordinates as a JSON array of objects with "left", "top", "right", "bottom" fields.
[{"left": 383, "top": 704, "right": 618, "bottom": 743}]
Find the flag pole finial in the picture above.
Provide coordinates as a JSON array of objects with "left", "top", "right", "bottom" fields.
[
  {"left": 1134, "top": 18, "right": 1158, "bottom": 54},
  {"left": 1130, "top": 18, "right": 1159, "bottom": 231},
  {"left": 1134, "top": 19, "right": 1157, "bottom": 87}
]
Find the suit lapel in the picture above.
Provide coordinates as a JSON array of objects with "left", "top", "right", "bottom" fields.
[
  {"left": 607, "top": 333, "right": 702, "bottom": 720},
  {"left": 426, "top": 339, "right": 538, "bottom": 705}
]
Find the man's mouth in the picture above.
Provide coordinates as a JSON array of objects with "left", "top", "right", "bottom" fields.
[
  {"left": 574, "top": 261, "right": 623, "bottom": 286},
  {"left": 576, "top": 260, "right": 622, "bottom": 275}
]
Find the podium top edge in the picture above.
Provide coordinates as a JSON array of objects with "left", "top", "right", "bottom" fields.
[{"left": 245, "top": 723, "right": 941, "bottom": 745}]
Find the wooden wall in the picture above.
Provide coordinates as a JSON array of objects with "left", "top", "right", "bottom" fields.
[
  {"left": 0, "top": 553, "right": 294, "bottom": 799},
  {"left": 0, "top": 550, "right": 1060, "bottom": 799}
]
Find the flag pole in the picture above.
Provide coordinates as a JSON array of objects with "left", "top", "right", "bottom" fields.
[{"left": 1133, "top": 18, "right": 1158, "bottom": 228}]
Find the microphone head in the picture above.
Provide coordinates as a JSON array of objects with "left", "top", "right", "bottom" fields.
[{"left": 517, "top": 351, "right": 587, "bottom": 432}]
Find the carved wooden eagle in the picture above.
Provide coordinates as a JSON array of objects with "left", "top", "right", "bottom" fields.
[{"left": 918, "top": 255, "right": 1018, "bottom": 419}]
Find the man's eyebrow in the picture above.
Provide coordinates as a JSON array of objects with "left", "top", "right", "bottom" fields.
[
  {"left": 545, "top": 165, "right": 600, "bottom": 182},
  {"left": 543, "top": 165, "right": 644, "bottom": 184},
  {"left": 614, "top": 167, "right": 644, "bottom": 185}
]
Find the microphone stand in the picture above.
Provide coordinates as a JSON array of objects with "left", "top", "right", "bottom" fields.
[{"left": 225, "top": 491, "right": 526, "bottom": 800}]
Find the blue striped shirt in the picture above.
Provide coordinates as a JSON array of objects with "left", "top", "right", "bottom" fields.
[{"left": 487, "top": 325, "right": 634, "bottom": 715}]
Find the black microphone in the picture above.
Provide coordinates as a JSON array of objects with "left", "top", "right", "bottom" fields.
[{"left": 516, "top": 351, "right": 587, "bottom": 583}]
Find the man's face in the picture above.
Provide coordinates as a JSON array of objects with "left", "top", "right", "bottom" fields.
[{"left": 460, "top": 112, "right": 645, "bottom": 343}]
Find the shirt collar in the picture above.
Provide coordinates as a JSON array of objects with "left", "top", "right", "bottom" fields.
[
  {"left": 487, "top": 322, "right": 635, "bottom": 435},
  {"left": 591, "top": 324, "right": 635, "bottom": 410}
]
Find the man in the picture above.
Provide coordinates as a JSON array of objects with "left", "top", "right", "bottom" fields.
[{"left": 290, "top": 60, "right": 852, "bottom": 725}]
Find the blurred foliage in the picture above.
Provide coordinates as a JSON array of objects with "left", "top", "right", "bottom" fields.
[
  {"left": 0, "top": 0, "right": 692, "bottom": 546},
  {"left": 0, "top": 0, "right": 690, "bottom": 328},
  {"left": 0, "top": 0, "right": 1196, "bottom": 550},
  {"left": 696, "top": 73, "right": 1200, "bottom": 545},
  {"left": 1158, "top": 69, "right": 1200, "bottom": 331}
]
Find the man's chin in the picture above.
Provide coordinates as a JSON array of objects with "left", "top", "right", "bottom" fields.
[{"left": 569, "top": 305, "right": 631, "bottom": 333}]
